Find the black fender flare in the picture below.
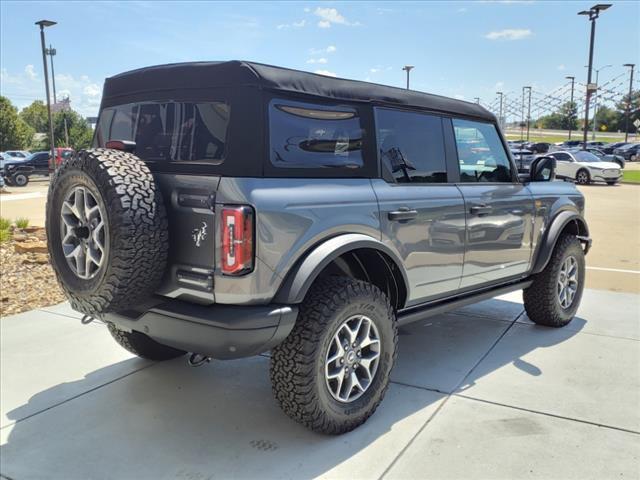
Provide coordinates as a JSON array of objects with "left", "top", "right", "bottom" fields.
[
  {"left": 531, "top": 210, "right": 590, "bottom": 274},
  {"left": 273, "top": 233, "right": 409, "bottom": 305}
]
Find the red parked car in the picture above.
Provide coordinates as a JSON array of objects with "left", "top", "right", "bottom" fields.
[{"left": 55, "top": 147, "right": 74, "bottom": 166}]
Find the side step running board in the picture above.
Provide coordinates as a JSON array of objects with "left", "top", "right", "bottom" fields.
[{"left": 397, "top": 279, "right": 532, "bottom": 327}]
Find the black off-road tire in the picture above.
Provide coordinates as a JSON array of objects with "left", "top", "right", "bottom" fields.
[
  {"left": 523, "top": 234, "right": 585, "bottom": 327},
  {"left": 270, "top": 277, "right": 397, "bottom": 435},
  {"left": 107, "top": 323, "right": 186, "bottom": 361},
  {"left": 46, "top": 148, "right": 168, "bottom": 316},
  {"left": 575, "top": 169, "right": 590, "bottom": 185}
]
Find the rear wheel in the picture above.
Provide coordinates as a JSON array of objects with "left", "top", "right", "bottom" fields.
[
  {"left": 576, "top": 169, "right": 590, "bottom": 185},
  {"left": 12, "top": 172, "right": 28, "bottom": 187},
  {"left": 107, "top": 323, "right": 186, "bottom": 361},
  {"left": 523, "top": 234, "right": 585, "bottom": 327},
  {"left": 270, "top": 277, "right": 397, "bottom": 434}
]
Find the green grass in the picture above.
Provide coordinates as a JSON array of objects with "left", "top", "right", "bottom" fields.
[
  {"left": 14, "top": 217, "right": 29, "bottom": 229},
  {"left": 0, "top": 229, "right": 10, "bottom": 243},
  {"left": 0, "top": 217, "right": 10, "bottom": 232},
  {"left": 622, "top": 170, "right": 640, "bottom": 184}
]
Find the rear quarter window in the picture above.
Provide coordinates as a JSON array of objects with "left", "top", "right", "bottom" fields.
[
  {"left": 95, "top": 101, "right": 230, "bottom": 165},
  {"left": 268, "top": 99, "right": 364, "bottom": 169}
]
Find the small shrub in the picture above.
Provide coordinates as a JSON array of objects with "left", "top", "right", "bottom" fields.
[
  {"left": 0, "top": 217, "right": 11, "bottom": 231},
  {"left": 0, "top": 229, "right": 10, "bottom": 243},
  {"left": 15, "top": 217, "right": 29, "bottom": 229}
]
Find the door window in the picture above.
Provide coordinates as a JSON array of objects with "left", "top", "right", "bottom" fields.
[
  {"left": 552, "top": 152, "right": 572, "bottom": 162},
  {"left": 375, "top": 108, "right": 447, "bottom": 183},
  {"left": 453, "top": 119, "right": 513, "bottom": 183}
]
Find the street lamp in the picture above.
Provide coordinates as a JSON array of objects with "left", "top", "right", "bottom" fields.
[
  {"left": 623, "top": 63, "right": 636, "bottom": 142},
  {"left": 474, "top": 97, "right": 480, "bottom": 104},
  {"left": 496, "top": 91, "right": 504, "bottom": 130},
  {"left": 566, "top": 76, "right": 576, "bottom": 139},
  {"left": 402, "top": 65, "right": 414, "bottom": 90},
  {"left": 585, "top": 64, "right": 612, "bottom": 139},
  {"left": 578, "top": 3, "right": 612, "bottom": 149},
  {"left": 45, "top": 44, "right": 57, "bottom": 103},
  {"left": 35, "top": 19, "right": 57, "bottom": 170}
]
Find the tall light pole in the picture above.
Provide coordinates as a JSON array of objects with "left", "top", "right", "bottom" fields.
[
  {"left": 520, "top": 87, "right": 526, "bottom": 140},
  {"left": 578, "top": 3, "right": 612, "bottom": 149},
  {"left": 35, "top": 19, "right": 57, "bottom": 170},
  {"left": 496, "top": 91, "right": 504, "bottom": 130},
  {"left": 523, "top": 86, "right": 532, "bottom": 141},
  {"left": 623, "top": 63, "right": 636, "bottom": 142},
  {"left": 45, "top": 44, "right": 57, "bottom": 103},
  {"left": 402, "top": 65, "right": 414, "bottom": 90},
  {"left": 474, "top": 97, "right": 480, "bottom": 104},
  {"left": 586, "top": 64, "right": 612, "bottom": 139},
  {"left": 566, "top": 76, "right": 576, "bottom": 139}
]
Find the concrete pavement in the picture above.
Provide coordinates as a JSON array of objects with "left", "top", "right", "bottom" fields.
[{"left": 1, "top": 289, "right": 638, "bottom": 479}]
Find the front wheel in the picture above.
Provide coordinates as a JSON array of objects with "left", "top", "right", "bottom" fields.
[
  {"left": 523, "top": 234, "right": 585, "bottom": 327},
  {"left": 270, "top": 277, "right": 397, "bottom": 434},
  {"left": 576, "top": 169, "right": 590, "bottom": 185}
]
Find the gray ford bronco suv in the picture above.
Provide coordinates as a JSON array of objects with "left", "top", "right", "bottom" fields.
[{"left": 47, "top": 61, "right": 591, "bottom": 434}]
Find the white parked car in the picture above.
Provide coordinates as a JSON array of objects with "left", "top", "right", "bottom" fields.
[{"left": 547, "top": 150, "right": 622, "bottom": 185}]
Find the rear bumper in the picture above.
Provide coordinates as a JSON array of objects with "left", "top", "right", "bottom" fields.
[{"left": 103, "top": 300, "right": 298, "bottom": 360}]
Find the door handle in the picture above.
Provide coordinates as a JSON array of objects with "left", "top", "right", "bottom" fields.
[
  {"left": 388, "top": 208, "right": 418, "bottom": 221},
  {"left": 470, "top": 205, "right": 493, "bottom": 216}
]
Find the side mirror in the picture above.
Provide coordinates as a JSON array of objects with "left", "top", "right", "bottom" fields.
[{"left": 529, "top": 156, "right": 556, "bottom": 182}]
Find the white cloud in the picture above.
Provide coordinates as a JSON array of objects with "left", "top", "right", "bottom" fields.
[
  {"left": 277, "top": 19, "right": 306, "bottom": 29},
  {"left": 485, "top": 28, "right": 532, "bottom": 40},
  {"left": 457, "top": 7, "right": 468, "bottom": 13},
  {"left": 309, "top": 45, "right": 337, "bottom": 55},
  {"left": 494, "top": 81, "right": 505, "bottom": 90},
  {"left": 24, "top": 65, "right": 37, "bottom": 80},
  {"left": 326, "top": 45, "right": 337, "bottom": 53},
  {"left": 455, "top": 94, "right": 466, "bottom": 100},
  {"left": 83, "top": 84, "right": 101, "bottom": 97},
  {"left": 557, "top": 64, "right": 566, "bottom": 71},
  {"left": 304, "top": 7, "right": 310, "bottom": 12},
  {"left": 307, "top": 58, "right": 328, "bottom": 64},
  {"left": 314, "top": 7, "right": 360, "bottom": 28},
  {"left": 370, "top": 68, "right": 380, "bottom": 73},
  {"left": 314, "top": 69, "right": 337, "bottom": 77}
]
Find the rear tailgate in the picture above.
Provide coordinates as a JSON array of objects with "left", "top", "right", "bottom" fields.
[{"left": 154, "top": 174, "right": 220, "bottom": 304}]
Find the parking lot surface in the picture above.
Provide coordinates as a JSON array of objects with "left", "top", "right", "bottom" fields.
[{"left": 1, "top": 290, "right": 638, "bottom": 479}]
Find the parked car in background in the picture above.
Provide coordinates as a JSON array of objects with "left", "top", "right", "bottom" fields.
[
  {"left": 527, "top": 142, "right": 552, "bottom": 154},
  {"left": 585, "top": 141, "right": 607, "bottom": 148},
  {"left": 547, "top": 149, "right": 622, "bottom": 185},
  {"left": 3, "top": 151, "right": 51, "bottom": 186},
  {"left": 55, "top": 147, "right": 74, "bottom": 166},
  {"left": 584, "top": 147, "right": 625, "bottom": 169},
  {"left": 3, "top": 150, "right": 31, "bottom": 159},
  {"left": 602, "top": 142, "right": 629, "bottom": 154},
  {"left": 613, "top": 143, "right": 640, "bottom": 161},
  {"left": 560, "top": 140, "right": 584, "bottom": 148}
]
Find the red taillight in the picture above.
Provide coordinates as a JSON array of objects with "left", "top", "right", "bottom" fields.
[{"left": 221, "top": 205, "right": 254, "bottom": 275}]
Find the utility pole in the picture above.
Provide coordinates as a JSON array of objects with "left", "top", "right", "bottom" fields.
[
  {"left": 524, "top": 86, "right": 532, "bottom": 141},
  {"left": 588, "top": 64, "right": 612, "bottom": 139},
  {"left": 45, "top": 44, "right": 57, "bottom": 103},
  {"left": 578, "top": 4, "right": 611, "bottom": 149},
  {"left": 35, "top": 20, "right": 57, "bottom": 171},
  {"left": 474, "top": 97, "right": 480, "bottom": 104},
  {"left": 566, "top": 76, "right": 575, "bottom": 140},
  {"left": 623, "top": 63, "right": 636, "bottom": 142},
  {"left": 402, "top": 65, "right": 414, "bottom": 90},
  {"left": 496, "top": 91, "right": 504, "bottom": 130}
]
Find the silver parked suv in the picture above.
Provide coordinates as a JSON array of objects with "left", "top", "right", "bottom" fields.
[{"left": 46, "top": 61, "right": 591, "bottom": 434}]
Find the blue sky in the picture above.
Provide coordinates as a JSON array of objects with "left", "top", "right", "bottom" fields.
[{"left": 1, "top": 1, "right": 638, "bottom": 118}]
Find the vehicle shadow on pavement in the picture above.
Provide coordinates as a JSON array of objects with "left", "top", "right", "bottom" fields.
[{"left": 0, "top": 299, "right": 585, "bottom": 479}]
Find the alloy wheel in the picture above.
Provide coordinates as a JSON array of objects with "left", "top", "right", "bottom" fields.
[
  {"left": 557, "top": 255, "right": 579, "bottom": 309},
  {"left": 325, "top": 315, "right": 381, "bottom": 403},
  {"left": 60, "top": 185, "right": 107, "bottom": 279}
]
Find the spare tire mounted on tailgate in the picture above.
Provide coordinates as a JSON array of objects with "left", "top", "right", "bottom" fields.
[{"left": 46, "top": 148, "right": 168, "bottom": 316}]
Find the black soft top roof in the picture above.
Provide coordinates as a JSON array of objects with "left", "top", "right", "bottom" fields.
[{"left": 102, "top": 60, "right": 494, "bottom": 121}]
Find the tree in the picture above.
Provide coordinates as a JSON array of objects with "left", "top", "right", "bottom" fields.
[
  {"left": 19, "top": 100, "right": 48, "bottom": 132},
  {"left": 0, "top": 96, "right": 33, "bottom": 150},
  {"left": 614, "top": 89, "right": 640, "bottom": 133},
  {"left": 53, "top": 110, "right": 94, "bottom": 150},
  {"left": 593, "top": 105, "right": 617, "bottom": 132}
]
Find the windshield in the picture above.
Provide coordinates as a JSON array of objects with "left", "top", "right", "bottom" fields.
[{"left": 573, "top": 151, "right": 602, "bottom": 163}]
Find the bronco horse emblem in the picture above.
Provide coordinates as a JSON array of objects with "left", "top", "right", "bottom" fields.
[{"left": 191, "top": 221, "right": 208, "bottom": 247}]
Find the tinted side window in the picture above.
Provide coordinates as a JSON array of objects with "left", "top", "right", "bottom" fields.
[
  {"left": 553, "top": 152, "right": 572, "bottom": 161},
  {"left": 453, "top": 119, "right": 513, "bottom": 183},
  {"left": 96, "top": 101, "right": 229, "bottom": 165},
  {"left": 375, "top": 108, "right": 447, "bottom": 183},
  {"left": 269, "top": 99, "right": 364, "bottom": 169}
]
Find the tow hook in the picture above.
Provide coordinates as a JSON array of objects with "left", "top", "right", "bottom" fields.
[{"left": 188, "top": 353, "right": 211, "bottom": 367}]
